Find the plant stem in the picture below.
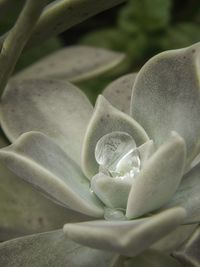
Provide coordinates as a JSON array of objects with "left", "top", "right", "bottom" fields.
[
  {"left": 0, "top": 0, "right": 47, "bottom": 97},
  {"left": 0, "top": 0, "right": 127, "bottom": 49}
]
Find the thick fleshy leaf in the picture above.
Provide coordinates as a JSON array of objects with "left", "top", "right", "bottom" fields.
[
  {"left": 0, "top": 0, "right": 128, "bottom": 48},
  {"left": 64, "top": 207, "right": 186, "bottom": 257},
  {"left": 131, "top": 42, "right": 200, "bottom": 164},
  {"left": 91, "top": 172, "right": 131, "bottom": 209},
  {"left": 152, "top": 224, "right": 198, "bottom": 253},
  {"left": 111, "top": 250, "right": 183, "bottom": 267},
  {"left": 0, "top": 79, "right": 92, "bottom": 166},
  {"left": 164, "top": 161, "right": 200, "bottom": 224},
  {"left": 0, "top": 129, "right": 92, "bottom": 241},
  {"left": 190, "top": 153, "right": 200, "bottom": 169},
  {"left": 138, "top": 139, "right": 155, "bottom": 168},
  {"left": 90, "top": 140, "right": 155, "bottom": 209},
  {"left": 103, "top": 73, "right": 137, "bottom": 114},
  {"left": 13, "top": 46, "right": 125, "bottom": 83},
  {"left": 0, "top": 166, "right": 92, "bottom": 241},
  {"left": 126, "top": 133, "right": 186, "bottom": 219},
  {"left": 0, "top": 230, "right": 114, "bottom": 267},
  {"left": 82, "top": 95, "right": 149, "bottom": 178},
  {"left": 0, "top": 131, "right": 104, "bottom": 217},
  {"left": 173, "top": 226, "right": 200, "bottom": 267}
]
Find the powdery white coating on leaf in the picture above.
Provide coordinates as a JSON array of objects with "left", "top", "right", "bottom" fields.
[
  {"left": 173, "top": 226, "right": 200, "bottom": 267},
  {"left": 103, "top": 73, "right": 137, "bottom": 114},
  {"left": 0, "top": 162, "right": 92, "bottom": 241},
  {"left": 126, "top": 132, "right": 186, "bottom": 219},
  {"left": 0, "top": 132, "right": 104, "bottom": 217},
  {"left": 152, "top": 224, "right": 198, "bottom": 253},
  {"left": 82, "top": 95, "right": 149, "bottom": 178},
  {"left": 90, "top": 139, "right": 154, "bottom": 210},
  {"left": 0, "top": 79, "right": 92, "bottom": 166},
  {"left": 0, "top": 130, "right": 92, "bottom": 241},
  {"left": 91, "top": 172, "right": 131, "bottom": 209},
  {"left": 137, "top": 140, "right": 155, "bottom": 169},
  {"left": 111, "top": 249, "right": 183, "bottom": 267},
  {"left": 131, "top": 42, "right": 200, "bottom": 166},
  {"left": 26, "top": 0, "right": 128, "bottom": 47},
  {"left": 0, "top": 230, "right": 114, "bottom": 267},
  {"left": 164, "top": 160, "right": 200, "bottom": 224},
  {"left": 64, "top": 207, "right": 186, "bottom": 256},
  {"left": 14, "top": 46, "right": 125, "bottom": 83}
]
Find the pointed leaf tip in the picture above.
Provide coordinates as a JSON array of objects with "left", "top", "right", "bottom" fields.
[
  {"left": 14, "top": 46, "right": 125, "bottom": 83},
  {"left": 82, "top": 95, "right": 149, "bottom": 178},
  {"left": 0, "top": 79, "right": 92, "bottom": 166},
  {"left": 64, "top": 207, "right": 186, "bottom": 256},
  {"left": 0, "top": 131, "right": 104, "bottom": 218},
  {"left": 126, "top": 132, "right": 186, "bottom": 219},
  {"left": 131, "top": 42, "right": 200, "bottom": 165}
]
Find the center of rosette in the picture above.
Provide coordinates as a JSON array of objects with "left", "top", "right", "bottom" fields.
[
  {"left": 95, "top": 131, "right": 140, "bottom": 180},
  {"left": 90, "top": 132, "right": 141, "bottom": 218}
]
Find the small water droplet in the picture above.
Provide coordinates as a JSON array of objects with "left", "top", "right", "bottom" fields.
[
  {"left": 104, "top": 207, "right": 127, "bottom": 221},
  {"left": 116, "top": 148, "right": 140, "bottom": 178},
  {"left": 89, "top": 186, "right": 94, "bottom": 194}
]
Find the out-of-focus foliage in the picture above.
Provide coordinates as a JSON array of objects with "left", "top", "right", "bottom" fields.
[
  {"left": 76, "top": 0, "right": 200, "bottom": 102},
  {"left": 0, "top": 0, "right": 62, "bottom": 72},
  {"left": 80, "top": 0, "right": 200, "bottom": 71},
  {"left": 2, "top": 0, "right": 200, "bottom": 102}
]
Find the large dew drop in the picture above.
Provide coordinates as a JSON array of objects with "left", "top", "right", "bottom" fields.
[{"left": 95, "top": 131, "right": 140, "bottom": 179}]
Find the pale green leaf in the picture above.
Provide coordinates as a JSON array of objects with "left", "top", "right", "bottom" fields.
[
  {"left": 0, "top": 230, "right": 114, "bottom": 267},
  {"left": 0, "top": 79, "right": 92, "bottom": 166},
  {"left": 152, "top": 224, "right": 197, "bottom": 253},
  {"left": 14, "top": 46, "right": 125, "bottom": 83},
  {"left": 138, "top": 139, "right": 155, "bottom": 168},
  {"left": 103, "top": 73, "right": 137, "bottom": 114},
  {"left": 173, "top": 226, "right": 200, "bottom": 267},
  {"left": 164, "top": 161, "right": 200, "bottom": 224},
  {"left": 82, "top": 95, "right": 149, "bottom": 178},
  {"left": 91, "top": 172, "right": 131, "bottom": 209},
  {"left": 111, "top": 249, "right": 183, "bottom": 267},
  {"left": 126, "top": 133, "right": 186, "bottom": 219},
  {"left": 0, "top": 0, "right": 127, "bottom": 48},
  {"left": 0, "top": 130, "right": 90, "bottom": 241},
  {"left": 0, "top": 131, "right": 104, "bottom": 217},
  {"left": 90, "top": 140, "right": 155, "bottom": 209},
  {"left": 64, "top": 207, "right": 186, "bottom": 256},
  {"left": 131, "top": 42, "right": 200, "bottom": 165}
]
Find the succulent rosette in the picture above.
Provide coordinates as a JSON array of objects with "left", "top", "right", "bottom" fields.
[{"left": 0, "top": 43, "right": 200, "bottom": 266}]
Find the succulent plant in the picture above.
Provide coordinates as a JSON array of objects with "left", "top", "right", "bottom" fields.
[
  {"left": 0, "top": 39, "right": 200, "bottom": 266},
  {"left": 0, "top": 0, "right": 200, "bottom": 266}
]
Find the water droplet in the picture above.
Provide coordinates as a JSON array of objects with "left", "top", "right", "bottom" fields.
[
  {"left": 116, "top": 148, "right": 140, "bottom": 178},
  {"left": 104, "top": 207, "right": 127, "bottom": 221},
  {"left": 89, "top": 186, "right": 94, "bottom": 194},
  {"left": 95, "top": 131, "right": 140, "bottom": 178}
]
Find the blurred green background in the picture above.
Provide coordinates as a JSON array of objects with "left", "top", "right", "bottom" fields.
[{"left": 1, "top": 0, "right": 200, "bottom": 102}]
